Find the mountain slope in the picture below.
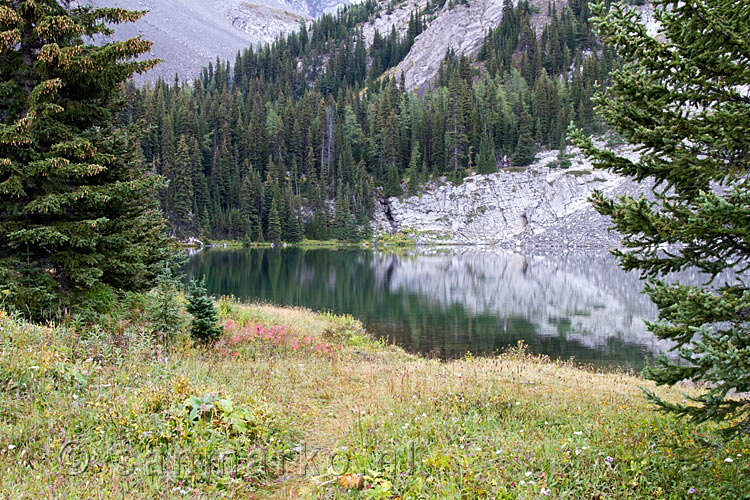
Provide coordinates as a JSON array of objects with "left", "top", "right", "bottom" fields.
[
  {"left": 85, "top": 0, "right": 350, "bottom": 83},
  {"left": 393, "top": 0, "right": 567, "bottom": 91}
]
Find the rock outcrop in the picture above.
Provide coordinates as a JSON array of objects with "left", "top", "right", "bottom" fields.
[
  {"left": 361, "top": 0, "right": 428, "bottom": 47},
  {"left": 393, "top": 0, "right": 567, "bottom": 91},
  {"left": 372, "top": 146, "right": 647, "bottom": 247},
  {"left": 394, "top": 0, "right": 504, "bottom": 91},
  {"left": 85, "top": 0, "right": 350, "bottom": 83}
]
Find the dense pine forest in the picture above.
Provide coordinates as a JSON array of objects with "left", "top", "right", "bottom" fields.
[{"left": 121, "top": 0, "right": 617, "bottom": 242}]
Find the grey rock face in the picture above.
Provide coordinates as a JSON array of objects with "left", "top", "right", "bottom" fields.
[
  {"left": 85, "top": 0, "right": 351, "bottom": 83},
  {"left": 372, "top": 146, "right": 648, "bottom": 248},
  {"left": 395, "top": 0, "right": 504, "bottom": 91},
  {"left": 394, "top": 0, "right": 567, "bottom": 91},
  {"left": 361, "top": 0, "right": 427, "bottom": 47}
]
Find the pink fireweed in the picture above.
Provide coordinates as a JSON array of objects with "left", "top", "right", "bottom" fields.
[{"left": 215, "top": 319, "right": 342, "bottom": 357}]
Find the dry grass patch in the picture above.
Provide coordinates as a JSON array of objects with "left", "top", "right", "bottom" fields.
[{"left": 2, "top": 303, "right": 747, "bottom": 499}]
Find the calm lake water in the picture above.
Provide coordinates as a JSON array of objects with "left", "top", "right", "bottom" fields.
[{"left": 185, "top": 247, "right": 672, "bottom": 370}]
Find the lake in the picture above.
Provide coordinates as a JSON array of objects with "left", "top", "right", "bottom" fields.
[{"left": 185, "top": 247, "right": 672, "bottom": 370}]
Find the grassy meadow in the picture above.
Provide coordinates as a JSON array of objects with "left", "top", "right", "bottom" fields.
[{"left": 0, "top": 300, "right": 747, "bottom": 499}]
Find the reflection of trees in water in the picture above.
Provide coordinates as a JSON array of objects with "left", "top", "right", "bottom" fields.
[{"left": 185, "top": 248, "right": 670, "bottom": 369}]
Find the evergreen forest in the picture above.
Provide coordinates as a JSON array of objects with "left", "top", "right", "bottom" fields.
[{"left": 121, "top": 0, "right": 619, "bottom": 242}]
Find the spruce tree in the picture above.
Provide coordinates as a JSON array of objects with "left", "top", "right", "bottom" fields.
[
  {"left": 406, "top": 141, "right": 421, "bottom": 195},
  {"left": 172, "top": 136, "right": 194, "bottom": 237},
  {"left": 572, "top": 1, "right": 750, "bottom": 441},
  {"left": 511, "top": 111, "right": 536, "bottom": 166},
  {"left": 384, "top": 163, "right": 402, "bottom": 198},
  {"left": 332, "top": 183, "right": 348, "bottom": 239},
  {"left": 555, "top": 137, "right": 571, "bottom": 169},
  {"left": 186, "top": 279, "right": 221, "bottom": 345},
  {"left": 476, "top": 135, "right": 497, "bottom": 174},
  {"left": 147, "top": 265, "right": 183, "bottom": 347},
  {"left": 266, "top": 196, "right": 282, "bottom": 243},
  {"left": 0, "top": 1, "right": 171, "bottom": 318},
  {"left": 284, "top": 191, "right": 302, "bottom": 242}
]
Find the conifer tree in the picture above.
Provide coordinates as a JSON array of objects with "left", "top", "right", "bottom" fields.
[
  {"left": 266, "top": 196, "right": 282, "bottom": 243},
  {"left": 147, "top": 265, "right": 183, "bottom": 347},
  {"left": 555, "top": 137, "right": 571, "bottom": 169},
  {"left": 254, "top": 217, "right": 265, "bottom": 243},
  {"left": 0, "top": 1, "right": 171, "bottom": 318},
  {"left": 172, "top": 136, "right": 194, "bottom": 237},
  {"left": 384, "top": 163, "right": 402, "bottom": 198},
  {"left": 572, "top": 0, "right": 750, "bottom": 441},
  {"left": 186, "top": 279, "right": 221, "bottom": 345},
  {"left": 332, "top": 182, "right": 348, "bottom": 239},
  {"left": 476, "top": 134, "right": 497, "bottom": 174},
  {"left": 511, "top": 111, "right": 536, "bottom": 166},
  {"left": 406, "top": 141, "right": 421, "bottom": 195},
  {"left": 445, "top": 74, "right": 469, "bottom": 179},
  {"left": 284, "top": 191, "right": 302, "bottom": 242}
]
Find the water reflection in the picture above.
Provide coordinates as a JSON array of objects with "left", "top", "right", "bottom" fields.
[{"left": 185, "top": 247, "right": 672, "bottom": 370}]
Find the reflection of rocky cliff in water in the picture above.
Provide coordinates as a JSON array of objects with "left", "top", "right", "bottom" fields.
[
  {"left": 185, "top": 247, "right": 694, "bottom": 367},
  {"left": 370, "top": 249, "right": 673, "bottom": 356}
]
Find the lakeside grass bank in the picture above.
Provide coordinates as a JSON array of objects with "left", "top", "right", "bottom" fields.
[
  {"left": 0, "top": 302, "right": 747, "bottom": 499},
  {"left": 179, "top": 232, "right": 420, "bottom": 252}
]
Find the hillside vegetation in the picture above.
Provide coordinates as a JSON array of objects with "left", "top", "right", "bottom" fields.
[
  {"left": 1, "top": 301, "right": 747, "bottom": 498},
  {"left": 121, "top": 0, "right": 617, "bottom": 242}
]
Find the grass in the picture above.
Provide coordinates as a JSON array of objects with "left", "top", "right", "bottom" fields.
[
  {"left": 563, "top": 169, "right": 594, "bottom": 177},
  {"left": 206, "top": 239, "right": 247, "bottom": 248},
  {"left": 201, "top": 240, "right": 366, "bottom": 250},
  {"left": 373, "top": 230, "right": 418, "bottom": 251},
  {"left": 295, "top": 240, "right": 363, "bottom": 250},
  {"left": 1, "top": 302, "right": 748, "bottom": 499}
]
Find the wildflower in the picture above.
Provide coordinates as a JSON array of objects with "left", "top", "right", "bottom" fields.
[
  {"left": 605, "top": 456, "right": 614, "bottom": 465},
  {"left": 573, "top": 431, "right": 583, "bottom": 436},
  {"left": 525, "top": 471, "right": 532, "bottom": 477},
  {"left": 724, "top": 457, "right": 733, "bottom": 463},
  {"left": 541, "top": 487, "right": 551, "bottom": 496},
  {"left": 688, "top": 488, "right": 696, "bottom": 494}
]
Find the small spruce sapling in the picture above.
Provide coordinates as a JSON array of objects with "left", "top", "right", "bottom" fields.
[
  {"left": 186, "top": 280, "right": 222, "bottom": 345},
  {"left": 147, "top": 266, "right": 184, "bottom": 348}
]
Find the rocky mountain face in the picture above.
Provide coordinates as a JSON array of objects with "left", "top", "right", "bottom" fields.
[
  {"left": 85, "top": 0, "right": 351, "bottom": 83},
  {"left": 86, "top": 0, "right": 574, "bottom": 87},
  {"left": 390, "top": 0, "right": 567, "bottom": 91},
  {"left": 360, "top": 0, "right": 427, "bottom": 46},
  {"left": 372, "top": 145, "right": 648, "bottom": 247}
]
